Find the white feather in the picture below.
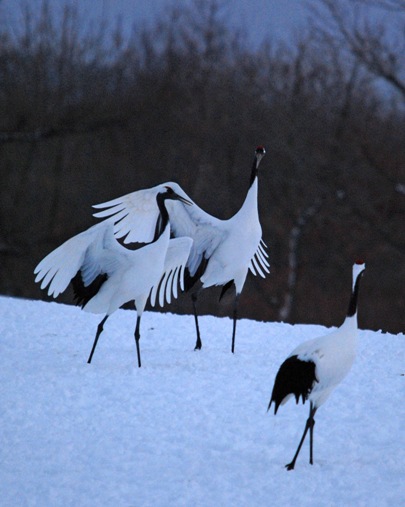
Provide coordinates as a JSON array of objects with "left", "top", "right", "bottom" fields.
[
  {"left": 34, "top": 223, "right": 113, "bottom": 297},
  {"left": 149, "top": 237, "right": 193, "bottom": 307}
]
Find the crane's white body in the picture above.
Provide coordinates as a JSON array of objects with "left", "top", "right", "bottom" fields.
[
  {"left": 281, "top": 263, "right": 364, "bottom": 409},
  {"left": 197, "top": 179, "right": 263, "bottom": 292},
  {"left": 288, "top": 315, "right": 358, "bottom": 409}
]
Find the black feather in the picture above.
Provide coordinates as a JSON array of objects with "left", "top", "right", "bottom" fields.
[
  {"left": 347, "top": 269, "right": 365, "bottom": 317},
  {"left": 269, "top": 355, "right": 317, "bottom": 414},
  {"left": 183, "top": 258, "right": 209, "bottom": 292},
  {"left": 219, "top": 280, "right": 234, "bottom": 301},
  {"left": 72, "top": 271, "right": 108, "bottom": 309}
]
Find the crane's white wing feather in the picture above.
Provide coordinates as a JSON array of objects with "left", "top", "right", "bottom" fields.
[
  {"left": 150, "top": 236, "right": 193, "bottom": 307},
  {"left": 93, "top": 183, "right": 165, "bottom": 243},
  {"left": 34, "top": 223, "right": 128, "bottom": 297},
  {"left": 249, "top": 239, "right": 270, "bottom": 277}
]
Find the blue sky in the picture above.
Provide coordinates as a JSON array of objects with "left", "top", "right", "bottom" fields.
[
  {"left": 0, "top": 0, "right": 308, "bottom": 47},
  {"left": 98, "top": 0, "right": 308, "bottom": 45},
  {"left": 1, "top": 0, "right": 401, "bottom": 55}
]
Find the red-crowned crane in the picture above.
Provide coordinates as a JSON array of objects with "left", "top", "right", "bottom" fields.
[
  {"left": 92, "top": 146, "right": 269, "bottom": 353},
  {"left": 268, "top": 261, "right": 366, "bottom": 470},
  {"left": 34, "top": 187, "right": 193, "bottom": 367}
]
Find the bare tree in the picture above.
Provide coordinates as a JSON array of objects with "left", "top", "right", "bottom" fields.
[
  {"left": 310, "top": 0, "right": 405, "bottom": 99},
  {"left": 278, "top": 198, "right": 323, "bottom": 321}
]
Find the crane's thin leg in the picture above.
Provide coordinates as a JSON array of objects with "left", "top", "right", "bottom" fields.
[
  {"left": 87, "top": 315, "right": 109, "bottom": 364},
  {"left": 231, "top": 293, "right": 240, "bottom": 354},
  {"left": 192, "top": 290, "right": 202, "bottom": 350},
  {"left": 134, "top": 315, "right": 142, "bottom": 368},
  {"left": 309, "top": 402, "right": 317, "bottom": 465},
  {"left": 285, "top": 403, "right": 317, "bottom": 471}
]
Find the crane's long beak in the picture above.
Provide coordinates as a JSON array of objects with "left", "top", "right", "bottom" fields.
[
  {"left": 255, "top": 146, "right": 266, "bottom": 168},
  {"left": 175, "top": 194, "right": 193, "bottom": 206}
]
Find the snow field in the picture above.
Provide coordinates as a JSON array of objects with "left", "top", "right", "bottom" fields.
[{"left": 0, "top": 296, "right": 404, "bottom": 506}]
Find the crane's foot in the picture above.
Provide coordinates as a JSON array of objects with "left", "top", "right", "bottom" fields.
[
  {"left": 285, "top": 462, "right": 295, "bottom": 471},
  {"left": 194, "top": 339, "right": 202, "bottom": 351}
]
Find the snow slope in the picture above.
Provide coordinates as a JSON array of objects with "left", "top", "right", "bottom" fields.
[{"left": 0, "top": 296, "right": 404, "bottom": 507}]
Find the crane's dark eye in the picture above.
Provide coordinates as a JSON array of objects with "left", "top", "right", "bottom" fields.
[
  {"left": 164, "top": 186, "right": 174, "bottom": 194},
  {"left": 256, "top": 146, "right": 265, "bottom": 154}
]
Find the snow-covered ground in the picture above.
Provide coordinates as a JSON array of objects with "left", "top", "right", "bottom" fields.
[{"left": 1, "top": 296, "right": 404, "bottom": 506}]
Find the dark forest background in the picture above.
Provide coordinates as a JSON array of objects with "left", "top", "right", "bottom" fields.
[{"left": 0, "top": 0, "right": 404, "bottom": 333}]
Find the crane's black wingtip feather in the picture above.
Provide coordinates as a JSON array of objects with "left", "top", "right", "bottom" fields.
[
  {"left": 183, "top": 259, "right": 209, "bottom": 292},
  {"left": 267, "top": 397, "right": 281, "bottom": 414},
  {"left": 270, "top": 355, "right": 317, "bottom": 412},
  {"left": 219, "top": 279, "right": 234, "bottom": 301},
  {"left": 72, "top": 271, "right": 108, "bottom": 309}
]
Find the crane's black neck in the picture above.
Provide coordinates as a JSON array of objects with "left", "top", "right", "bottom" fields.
[
  {"left": 153, "top": 194, "right": 170, "bottom": 242},
  {"left": 347, "top": 270, "right": 364, "bottom": 317},
  {"left": 249, "top": 154, "right": 260, "bottom": 187}
]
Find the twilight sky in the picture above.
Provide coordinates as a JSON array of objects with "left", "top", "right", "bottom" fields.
[
  {"left": 0, "top": 0, "right": 400, "bottom": 53},
  {"left": 0, "top": 0, "right": 308, "bottom": 47}
]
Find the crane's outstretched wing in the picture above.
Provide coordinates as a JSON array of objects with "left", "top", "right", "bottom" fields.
[
  {"left": 93, "top": 183, "right": 164, "bottom": 244},
  {"left": 93, "top": 181, "right": 226, "bottom": 277},
  {"left": 149, "top": 236, "right": 193, "bottom": 307},
  {"left": 34, "top": 223, "right": 128, "bottom": 298}
]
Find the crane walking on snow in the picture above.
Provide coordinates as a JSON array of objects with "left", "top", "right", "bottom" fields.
[
  {"left": 34, "top": 187, "right": 193, "bottom": 368},
  {"left": 92, "top": 146, "right": 269, "bottom": 353},
  {"left": 268, "top": 261, "right": 366, "bottom": 470}
]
